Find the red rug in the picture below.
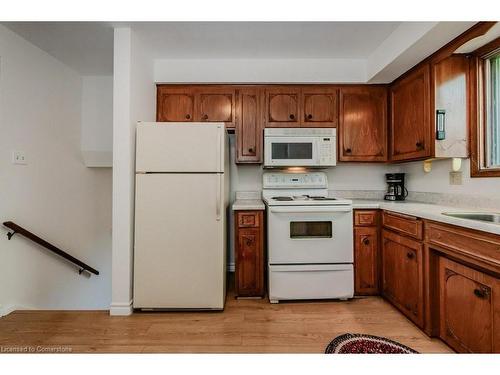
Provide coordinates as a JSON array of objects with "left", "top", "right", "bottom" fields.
[{"left": 325, "top": 333, "right": 419, "bottom": 354}]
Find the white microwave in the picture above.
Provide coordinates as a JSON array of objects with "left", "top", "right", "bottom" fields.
[{"left": 264, "top": 128, "right": 337, "bottom": 167}]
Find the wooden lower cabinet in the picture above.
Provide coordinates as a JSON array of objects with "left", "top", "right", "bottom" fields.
[
  {"left": 235, "top": 210, "right": 265, "bottom": 298},
  {"left": 354, "top": 226, "right": 379, "bottom": 295},
  {"left": 439, "top": 257, "right": 500, "bottom": 353},
  {"left": 382, "top": 229, "right": 424, "bottom": 328}
]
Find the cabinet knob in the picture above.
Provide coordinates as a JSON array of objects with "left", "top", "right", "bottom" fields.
[
  {"left": 416, "top": 141, "right": 424, "bottom": 150},
  {"left": 248, "top": 147, "right": 254, "bottom": 153},
  {"left": 185, "top": 114, "right": 191, "bottom": 120},
  {"left": 406, "top": 251, "right": 415, "bottom": 259},
  {"left": 473, "top": 287, "right": 489, "bottom": 299},
  {"left": 289, "top": 114, "right": 295, "bottom": 120},
  {"left": 362, "top": 237, "right": 370, "bottom": 245},
  {"left": 307, "top": 114, "right": 313, "bottom": 120},
  {"left": 202, "top": 114, "right": 209, "bottom": 120},
  {"left": 345, "top": 148, "right": 352, "bottom": 154}
]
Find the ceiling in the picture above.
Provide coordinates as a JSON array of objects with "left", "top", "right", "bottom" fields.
[
  {"left": 2, "top": 22, "right": 481, "bottom": 80},
  {"left": 133, "top": 22, "right": 401, "bottom": 59},
  {"left": 3, "top": 22, "right": 402, "bottom": 75},
  {"left": 3, "top": 22, "right": 114, "bottom": 75}
]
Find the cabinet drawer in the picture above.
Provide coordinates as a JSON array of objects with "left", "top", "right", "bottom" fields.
[
  {"left": 383, "top": 211, "right": 423, "bottom": 240},
  {"left": 354, "top": 210, "right": 378, "bottom": 226},
  {"left": 426, "top": 221, "right": 500, "bottom": 269},
  {"left": 237, "top": 211, "right": 261, "bottom": 228}
]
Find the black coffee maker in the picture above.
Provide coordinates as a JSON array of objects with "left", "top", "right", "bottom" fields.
[{"left": 384, "top": 173, "right": 408, "bottom": 201}]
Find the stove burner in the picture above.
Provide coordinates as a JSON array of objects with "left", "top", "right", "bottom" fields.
[
  {"left": 271, "top": 195, "right": 337, "bottom": 202},
  {"left": 293, "top": 195, "right": 309, "bottom": 200}
]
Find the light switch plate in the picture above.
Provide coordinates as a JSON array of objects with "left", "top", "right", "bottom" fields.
[
  {"left": 449, "top": 171, "right": 462, "bottom": 185},
  {"left": 12, "top": 151, "right": 27, "bottom": 165}
]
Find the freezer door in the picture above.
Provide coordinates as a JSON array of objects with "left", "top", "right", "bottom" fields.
[
  {"left": 136, "top": 122, "right": 225, "bottom": 173},
  {"left": 133, "top": 173, "right": 226, "bottom": 309}
]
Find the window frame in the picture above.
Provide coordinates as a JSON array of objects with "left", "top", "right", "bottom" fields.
[{"left": 470, "top": 37, "right": 500, "bottom": 177}]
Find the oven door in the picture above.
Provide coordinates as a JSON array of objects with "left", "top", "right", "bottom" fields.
[
  {"left": 264, "top": 136, "right": 318, "bottom": 167},
  {"left": 267, "top": 205, "right": 353, "bottom": 264}
]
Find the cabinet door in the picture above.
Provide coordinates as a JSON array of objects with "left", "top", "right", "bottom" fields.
[
  {"left": 433, "top": 55, "right": 469, "bottom": 158},
  {"left": 390, "top": 64, "right": 431, "bottom": 161},
  {"left": 382, "top": 229, "right": 424, "bottom": 327},
  {"left": 236, "top": 225, "right": 264, "bottom": 297},
  {"left": 236, "top": 87, "right": 264, "bottom": 163},
  {"left": 439, "top": 257, "right": 500, "bottom": 353},
  {"left": 197, "top": 87, "right": 235, "bottom": 126},
  {"left": 354, "top": 226, "right": 379, "bottom": 295},
  {"left": 301, "top": 87, "right": 338, "bottom": 127},
  {"left": 157, "top": 86, "right": 195, "bottom": 122},
  {"left": 339, "top": 86, "right": 388, "bottom": 161},
  {"left": 265, "top": 87, "right": 301, "bottom": 127}
]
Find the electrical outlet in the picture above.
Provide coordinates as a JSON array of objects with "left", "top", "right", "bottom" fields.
[
  {"left": 12, "top": 151, "right": 27, "bottom": 165},
  {"left": 449, "top": 171, "right": 462, "bottom": 185}
]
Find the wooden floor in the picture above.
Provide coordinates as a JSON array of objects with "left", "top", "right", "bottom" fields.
[{"left": 0, "top": 290, "right": 452, "bottom": 353}]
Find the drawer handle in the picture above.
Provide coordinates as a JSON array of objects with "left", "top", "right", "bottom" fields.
[
  {"left": 202, "top": 114, "right": 209, "bottom": 120},
  {"left": 185, "top": 114, "right": 191, "bottom": 120},
  {"left": 406, "top": 251, "right": 415, "bottom": 259},
  {"left": 289, "top": 114, "right": 295, "bottom": 120},
  {"left": 345, "top": 148, "right": 352, "bottom": 154},
  {"left": 307, "top": 114, "right": 313, "bottom": 120},
  {"left": 362, "top": 238, "right": 370, "bottom": 245},
  {"left": 245, "top": 239, "right": 253, "bottom": 247},
  {"left": 473, "top": 288, "right": 489, "bottom": 299},
  {"left": 416, "top": 141, "right": 424, "bottom": 150}
]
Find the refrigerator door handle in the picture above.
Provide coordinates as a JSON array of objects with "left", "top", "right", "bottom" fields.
[
  {"left": 217, "top": 125, "right": 222, "bottom": 171},
  {"left": 216, "top": 174, "right": 222, "bottom": 221}
]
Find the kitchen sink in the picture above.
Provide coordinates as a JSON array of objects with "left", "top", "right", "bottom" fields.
[{"left": 442, "top": 212, "right": 500, "bottom": 224}]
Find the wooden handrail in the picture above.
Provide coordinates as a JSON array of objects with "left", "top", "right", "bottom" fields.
[{"left": 3, "top": 221, "right": 99, "bottom": 276}]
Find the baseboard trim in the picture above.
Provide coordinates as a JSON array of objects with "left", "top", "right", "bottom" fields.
[
  {"left": 110, "top": 300, "right": 133, "bottom": 316},
  {"left": 0, "top": 305, "right": 20, "bottom": 317}
]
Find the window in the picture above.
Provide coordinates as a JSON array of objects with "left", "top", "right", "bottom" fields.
[
  {"left": 470, "top": 39, "right": 500, "bottom": 177},
  {"left": 485, "top": 53, "right": 500, "bottom": 168}
]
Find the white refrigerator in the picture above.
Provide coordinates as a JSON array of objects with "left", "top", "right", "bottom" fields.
[{"left": 133, "top": 122, "right": 229, "bottom": 310}]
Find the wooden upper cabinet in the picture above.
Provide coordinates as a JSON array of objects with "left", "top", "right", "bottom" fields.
[
  {"left": 301, "top": 87, "right": 338, "bottom": 127},
  {"left": 265, "top": 87, "right": 301, "bottom": 127},
  {"left": 390, "top": 64, "right": 431, "bottom": 161},
  {"left": 339, "top": 86, "right": 388, "bottom": 161},
  {"left": 236, "top": 87, "right": 264, "bottom": 163},
  {"left": 157, "top": 86, "right": 195, "bottom": 122},
  {"left": 439, "top": 257, "right": 500, "bottom": 353},
  {"left": 432, "top": 55, "right": 469, "bottom": 158},
  {"left": 197, "top": 87, "right": 236, "bottom": 127}
]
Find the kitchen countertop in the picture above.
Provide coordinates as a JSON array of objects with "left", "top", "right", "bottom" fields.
[
  {"left": 232, "top": 199, "right": 266, "bottom": 211},
  {"left": 351, "top": 199, "right": 500, "bottom": 236}
]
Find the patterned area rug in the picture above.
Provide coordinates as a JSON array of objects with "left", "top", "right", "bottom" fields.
[{"left": 325, "top": 333, "right": 419, "bottom": 354}]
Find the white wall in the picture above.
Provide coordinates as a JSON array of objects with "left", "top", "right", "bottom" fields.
[
  {"left": 155, "top": 58, "right": 367, "bottom": 83},
  {"left": 111, "top": 28, "right": 155, "bottom": 316},
  {"left": 400, "top": 158, "right": 500, "bottom": 198},
  {"left": 0, "top": 25, "right": 112, "bottom": 315},
  {"left": 81, "top": 75, "right": 113, "bottom": 167}
]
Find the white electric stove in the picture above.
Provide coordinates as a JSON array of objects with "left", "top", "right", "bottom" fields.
[{"left": 263, "top": 172, "right": 354, "bottom": 303}]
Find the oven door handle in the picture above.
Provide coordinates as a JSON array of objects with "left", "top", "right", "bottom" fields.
[{"left": 269, "top": 206, "right": 352, "bottom": 214}]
